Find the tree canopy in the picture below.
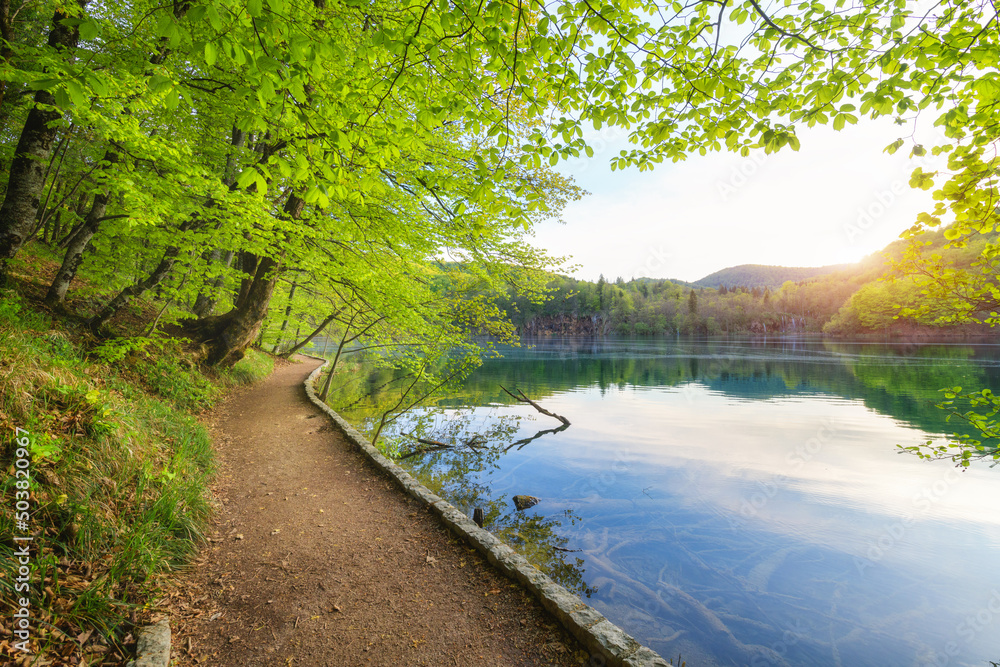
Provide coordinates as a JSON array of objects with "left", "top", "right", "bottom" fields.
[{"left": 1, "top": 0, "right": 998, "bottom": 385}]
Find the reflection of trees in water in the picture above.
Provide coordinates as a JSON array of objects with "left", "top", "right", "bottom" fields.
[
  {"left": 330, "top": 339, "right": 1000, "bottom": 446},
  {"left": 375, "top": 408, "right": 594, "bottom": 597},
  {"left": 459, "top": 338, "right": 998, "bottom": 442}
]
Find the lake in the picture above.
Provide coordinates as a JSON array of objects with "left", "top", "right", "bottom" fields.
[{"left": 331, "top": 336, "right": 1000, "bottom": 667}]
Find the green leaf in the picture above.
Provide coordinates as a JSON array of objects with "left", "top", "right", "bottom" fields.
[
  {"left": 206, "top": 4, "right": 224, "bottom": 30},
  {"left": 156, "top": 12, "right": 177, "bottom": 39},
  {"left": 236, "top": 168, "right": 257, "bottom": 190},
  {"left": 53, "top": 87, "right": 70, "bottom": 110},
  {"left": 205, "top": 42, "right": 218, "bottom": 67},
  {"left": 79, "top": 18, "right": 100, "bottom": 41},
  {"left": 27, "top": 78, "right": 62, "bottom": 91},
  {"left": 884, "top": 138, "right": 904, "bottom": 155},
  {"left": 164, "top": 87, "right": 181, "bottom": 110},
  {"left": 64, "top": 79, "right": 88, "bottom": 108},
  {"left": 148, "top": 74, "right": 173, "bottom": 94}
]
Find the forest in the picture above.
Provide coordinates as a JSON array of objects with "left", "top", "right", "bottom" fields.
[
  {"left": 692, "top": 263, "right": 851, "bottom": 289},
  {"left": 496, "top": 229, "right": 998, "bottom": 337},
  {"left": 0, "top": 0, "right": 998, "bottom": 378}
]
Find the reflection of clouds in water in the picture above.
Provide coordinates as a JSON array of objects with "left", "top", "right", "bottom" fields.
[
  {"left": 504, "top": 413, "right": 1000, "bottom": 666},
  {"left": 565, "top": 387, "right": 1000, "bottom": 532}
]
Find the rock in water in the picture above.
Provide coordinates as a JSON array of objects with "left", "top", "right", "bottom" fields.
[{"left": 512, "top": 495, "right": 540, "bottom": 511}]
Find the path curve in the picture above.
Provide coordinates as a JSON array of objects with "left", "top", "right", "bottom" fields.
[{"left": 166, "top": 356, "right": 588, "bottom": 666}]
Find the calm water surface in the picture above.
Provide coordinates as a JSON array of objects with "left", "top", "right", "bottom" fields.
[{"left": 344, "top": 337, "right": 1000, "bottom": 666}]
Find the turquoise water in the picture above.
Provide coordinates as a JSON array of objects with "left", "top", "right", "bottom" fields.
[{"left": 346, "top": 337, "right": 1000, "bottom": 666}]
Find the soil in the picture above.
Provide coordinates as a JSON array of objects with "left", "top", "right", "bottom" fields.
[{"left": 164, "top": 356, "right": 592, "bottom": 666}]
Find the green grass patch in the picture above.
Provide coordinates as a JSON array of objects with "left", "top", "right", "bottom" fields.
[
  {"left": 217, "top": 347, "right": 275, "bottom": 388},
  {"left": 0, "top": 288, "right": 274, "bottom": 664}
]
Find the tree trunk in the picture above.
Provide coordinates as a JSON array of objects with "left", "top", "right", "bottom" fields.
[
  {"left": 280, "top": 311, "right": 337, "bottom": 358},
  {"left": 44, "top": 207, "right": 62, "bottom": 245},
  {"left": 234, "top": 250, "right": 259, "bottom": 310},
  {"left": 45, "top": 191, "right": 110, "bottom": 306},
  {"left": 0, "top": 2, "right": 86, "bottom": 281},
  {"left": 189, "top": 194, "right": 305, "bottom": 367},
  {"left": 45, "top": 150, "right": 118, "bottom": 306},
  {"left": 192, "top": 249, "right": 234, "bottom": 316},
  {"left": 189, "top": 254, "right": 283, "bottom": 367}
]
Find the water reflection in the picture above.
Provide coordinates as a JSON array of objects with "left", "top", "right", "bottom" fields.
[{"left": 331, "top": 337, "right": 1000, "bottom": 666}]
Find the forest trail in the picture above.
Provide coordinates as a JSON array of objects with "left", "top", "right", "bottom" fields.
[{"left": 165, "top": 356, "right": 587, "bottom": 666}]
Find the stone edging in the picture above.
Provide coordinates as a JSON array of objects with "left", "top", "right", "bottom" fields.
[
  {"left": 125, "top": 618, "right": 170, "bottom": 667},
  {"left": 302, "top": 355, "right": 671, "bottom": 667}
]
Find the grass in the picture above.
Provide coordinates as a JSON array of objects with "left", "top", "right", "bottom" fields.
[{"left": 0, "top": 282, "right": 274, "bottom": 665}]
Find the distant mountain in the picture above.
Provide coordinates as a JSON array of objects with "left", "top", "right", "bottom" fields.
[
  {"left": 693, "top": 263, "right": 853, "bottom": 289},
  {"left": 631, "top": 275, "right": 698, "bottom": 289}
]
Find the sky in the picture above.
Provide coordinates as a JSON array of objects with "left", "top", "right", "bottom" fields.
[{"left": 532, "top": 116, "right": 948, "bottom": 284}]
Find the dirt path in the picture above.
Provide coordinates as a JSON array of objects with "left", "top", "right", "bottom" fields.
[{"left": 166, "top": 356, "right": 590, "bottom": 666}]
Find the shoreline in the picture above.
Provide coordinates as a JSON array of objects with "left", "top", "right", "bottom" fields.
[{"left": 302, "top": 355, "right": 674, "bottom": 667}]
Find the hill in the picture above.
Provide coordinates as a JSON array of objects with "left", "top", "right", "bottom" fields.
[
  {"left": 493, "top": 227, "right": 995, "bottom": 337},
  {"left": 694, "top": 263, "right": 853, "bottom": 289}
]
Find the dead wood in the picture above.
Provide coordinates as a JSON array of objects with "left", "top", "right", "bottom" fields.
[
  {"left": 398, "top": 433, "right": 453, "bottom": 460},
  {"left": 503, "top": 424, "right": 569, "bottom": 452},
  {"left": 499, "top": 385, "right": 571, "bottom": 426}
]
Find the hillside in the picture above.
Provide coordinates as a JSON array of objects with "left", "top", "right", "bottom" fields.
[
  {"left": 494, "top": 228, "right": 995, "bottom": 337},
  {"left": 693, "top": 263, "right": 854, "bottom": 289},
  {"left": 0, "top": 247, "right": 274, "bottom": 664}
]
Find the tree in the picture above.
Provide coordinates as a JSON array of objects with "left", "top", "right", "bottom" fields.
[
  {"left": 0, "top": 1, "right": 86, "bottom": 279},
  {"left": 1, "top": 0, "right": 999, "bottom": 384}
]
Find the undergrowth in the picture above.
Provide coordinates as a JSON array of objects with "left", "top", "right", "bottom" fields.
[{"left": 0, "top": 289, "right": 273, "bottom": 665}]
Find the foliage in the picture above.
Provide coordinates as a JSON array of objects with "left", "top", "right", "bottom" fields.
[
  {"left": 0, "top": 0, "right": 586, "bottom": 372},
  {"left": 897, "top": 387, "right": 1000, "bottom": 467},
  {"left": 1, "top": 0, "right": 998, "bottom": 457},
  {"left": 92, "top": 336, "right": 157, "bottom": 364}
]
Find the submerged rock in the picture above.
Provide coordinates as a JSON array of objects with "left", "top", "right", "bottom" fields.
[{"left": 512, "top": 495, "right": 540, "bottom": 511}]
